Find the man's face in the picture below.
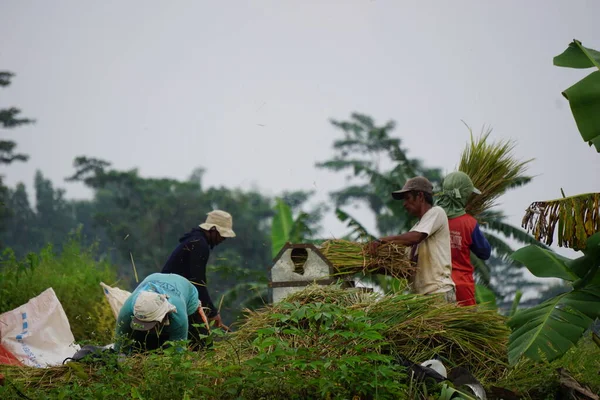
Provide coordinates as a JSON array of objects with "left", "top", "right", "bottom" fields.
[
  {"left": 207, "top": 228, "right": 226, "bottom": 247},
  {"left": 402, "top": 191, "right": 422, "bottom": 216}
]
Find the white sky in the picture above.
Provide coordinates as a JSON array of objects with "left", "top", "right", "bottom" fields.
[{"left": 1, "top": 1, "right": 599, "bottom": 277}]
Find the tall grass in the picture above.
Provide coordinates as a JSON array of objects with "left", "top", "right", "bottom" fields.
[{"left": 0, "top": 234, "right": 121, "bottom": 343}]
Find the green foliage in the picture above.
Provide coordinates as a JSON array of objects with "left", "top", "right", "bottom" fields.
[
  {"left": 0, "top": 234, "right": 120, "bottom": 343},
  {"left": 475, "top": 284, "right": 498, "bottom": 310},
  {"left": 553, "top": 39, "right": 600, "bottom": 151},
  {"left": 507, "top": 232, "right": 600, "bottom": 365},
  {"left": 271, "top": 198, "right": 294, "bottom": 258},
  {"left": 239, "top": 301, "right": 408, "bottom": 399},
  {"left": 497, "top": 335, "right": 600, "bottom": 398},
  {"left": 509, "top": 290, "right": 522, "bottom": 317},
  {"left": 0, "top": 71, "right": 34, "bottom": 164},
  {"left": 0, "top": 301, "right": 411, "bottom": 400},
  {"left": 271, "top": 197, "right": 315, "bottom": 258}
]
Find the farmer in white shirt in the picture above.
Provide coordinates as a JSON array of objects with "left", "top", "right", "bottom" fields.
[{"left": 369, "top": 176, "right": 456, "bottom": 303}]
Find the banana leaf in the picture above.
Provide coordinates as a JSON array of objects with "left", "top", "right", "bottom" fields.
[
  {"left": 271, "top": 198, "right": 293, "bottom": 258},
  {"left": 521, "top": 192, "right": 600, "bottom": 251},
  {"left": 507, "top": 286, "right": 600, "bottom": 365},
  {"left": 553, "top": 39, "right": 600, "bottom": 152},
  {"left": 507, "top": 233, "right": 600, "bottom": 365},
  {"left": 475, "top": 284, "right": 498, "bottom": 310}
]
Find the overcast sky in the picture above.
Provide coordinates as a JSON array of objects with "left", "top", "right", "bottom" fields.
[{"left": 2, "top": 1, "right": 599, "bottom": 267}]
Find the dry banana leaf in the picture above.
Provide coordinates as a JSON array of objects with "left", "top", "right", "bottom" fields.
[{"left": 521, "top": 193, "right": 600, "bottom": 250}]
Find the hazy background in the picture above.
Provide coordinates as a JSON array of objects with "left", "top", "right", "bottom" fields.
[{"left": 2, "top": 1, "right": 599, "bottom": 257}]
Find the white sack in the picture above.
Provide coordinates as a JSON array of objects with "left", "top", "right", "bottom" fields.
[{"left": 0, "top": 288, "right": 80, "bottom": 368}]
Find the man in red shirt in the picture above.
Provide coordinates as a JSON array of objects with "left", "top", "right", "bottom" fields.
[{"left": 437, "top": 172, "right": 491, "bottom": 306}]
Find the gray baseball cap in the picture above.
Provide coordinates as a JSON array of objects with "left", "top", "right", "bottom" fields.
[{"left": 392, "top": 176, "right": 434, "bottom": 200}]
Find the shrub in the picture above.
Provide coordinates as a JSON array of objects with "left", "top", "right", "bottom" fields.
[{"left": 0, "top": 234, "right": 120, "bottom": 343}]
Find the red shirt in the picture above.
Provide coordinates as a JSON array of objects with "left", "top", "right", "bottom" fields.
[{"left": 448, "top": 214, "right": 491, "bottom": 305}]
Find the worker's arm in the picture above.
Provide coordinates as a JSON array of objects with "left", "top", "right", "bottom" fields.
[
  {"left": 379, "top": 231, "right": 428, "bottom": 246},
  {"left": 470, "top": 223, "right": 491, "bottom": 260},
  {"left": 371, "top": 208, "right": 445, "bottom": 251},
  {"left": 113, "top": 298, "right": 135, "bottom": 353}
]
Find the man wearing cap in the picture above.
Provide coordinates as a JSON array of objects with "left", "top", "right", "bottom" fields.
[
  {"left": 161, "top": 210, "right": 235, "bottom": 331},
  {"left": 114, "top": 272, "right": 208, "bottom": 353},
  {"left": 369, "top": 176, "right": 456, "bottom": 302},
  {"left": 436, "top": 171, "right": 491, "bottom": 306}
]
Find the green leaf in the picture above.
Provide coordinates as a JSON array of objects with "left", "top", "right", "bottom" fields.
[
  {"left": 511, "top": 245, "right": 578, "bottom": 281},
  {"left": 271, "top": 197, "right": 293, "bottom": 258},
  {"left": 553, "top": 40, "right": 600, "bottom": 69},
  {"left": 507, "top": 286, "right": 600, "bottom": 365},
  {"left": 568, "top": 232, "right": 600, "bottom": 279},
  {"left": 509, "top": 290, "right": 522, "bottom": 317},
  {"left": 289, "top": 211, "right": 312, "bottom": 243},
  {"left": 562, "top": 70, "right": 600, "bottom": 148},
  {"left": 475, "top": 284, "right": 497, "bottom": 310},
  {"left": 471, "top": 255, "right": 491, "bottom": 286}
]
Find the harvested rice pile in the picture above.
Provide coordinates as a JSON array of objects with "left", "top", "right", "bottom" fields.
[
  {"left": 319, "top": 239, "right": 415, "bottom": 279},
  {"left": 233, "top": 285, "right": 510, "bottom": 383}
]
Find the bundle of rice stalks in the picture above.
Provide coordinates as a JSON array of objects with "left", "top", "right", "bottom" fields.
[
  {"left": 521, "top": 192, "right": 600, "bottom": 250},
  {"left": 0, "top": 361, "right": 94, "bottom": 391},
  {"left": 233, "top": 285, "right": 509, "bottom": 383},
  {"left": 458, "top": 126, "right": 533, "bottom": 217},
  {"left": 319, "top": 239, "right": 416, "bottom": 279}
]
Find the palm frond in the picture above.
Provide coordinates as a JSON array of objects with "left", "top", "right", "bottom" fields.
[
  {"left": 521, "top": 192, "right": 600, "bottom": 250},
  {"left": 458, "top": 125, "right": 534, "bottom": 216},
  {"left": 471, "top": 255, "right": 491, "bottom": 286},
  {"left": 483, "top": 219, "right": 547, "bottom": 248},
  {"left": 335, "top": 208, "right": 377, "bottom": 241},
  {"left": 483, "top": 232, "right": 515, "bottom": 258}
]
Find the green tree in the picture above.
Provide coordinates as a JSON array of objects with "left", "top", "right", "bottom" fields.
[
  {"left": 0, "top": 71, "right": 35, "bottom": 240},
  {"left": 315, "top": 113, "right": 443, "bottom": 237},
  {"left": 0, "top": 183, "right": 35, "bottom": 255},
  {"left": 65, "top": 156, "right": 281, "bottom": 324}
]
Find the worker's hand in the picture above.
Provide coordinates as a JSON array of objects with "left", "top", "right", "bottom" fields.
[
  {"left": 209, "top": 313, "right": 231, "bottom": 332},
  {"left": 367, "top": 240, "right": 382, "bottom": 256}
]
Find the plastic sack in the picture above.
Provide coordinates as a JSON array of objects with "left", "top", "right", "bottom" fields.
[
  {"left": 100, "top": 282, "right": 131, "bottom": 319},
  {"left": 0, "top": 343, "right": 22, "bottom": 366},
  {"left": 0, "top": 288, "right": 80, "bottom": 368}
]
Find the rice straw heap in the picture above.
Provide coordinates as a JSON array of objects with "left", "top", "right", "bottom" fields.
[
  {"left": 318, "top": 239, "right": 416, "bottom": 279},
  {"left": 233, "top": 285, "right": 510, "bottom": 383}
]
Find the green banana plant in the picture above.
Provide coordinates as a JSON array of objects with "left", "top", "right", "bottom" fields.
[
  {"left": 553, "top": 39, "right": 600, "bottom": 151},
  {"left": 507, "top": 232, "right": 600, "bottom": 365},
  {"left": 271, "top": 197, "right": 313, "bottom": 258}
]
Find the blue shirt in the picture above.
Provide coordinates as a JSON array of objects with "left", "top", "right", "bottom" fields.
[{"left": 114, "top": 273, "right": 199, "bottom": 352}]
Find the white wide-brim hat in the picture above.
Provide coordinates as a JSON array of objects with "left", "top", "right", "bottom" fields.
[
  {"left": 131, "top": 291, "right": 177, "bottom": 331},
  {"left": 199, "top": 210, "right": 236, "bottom": 238}
]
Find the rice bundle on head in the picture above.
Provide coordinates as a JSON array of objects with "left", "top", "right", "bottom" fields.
[
  {"left": 457, "top": 127, "right": 532, "bottom": 217},
  {"left": 319, "top": 239, "right": 415, "bottom": 279}
]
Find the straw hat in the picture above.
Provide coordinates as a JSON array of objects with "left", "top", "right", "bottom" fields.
[{"left": 199, "top": 210, "right": 236, "bottom": 238}]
